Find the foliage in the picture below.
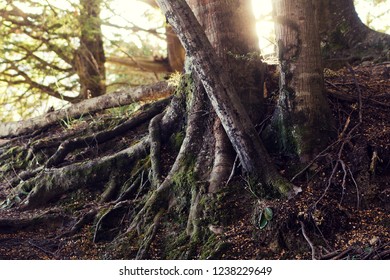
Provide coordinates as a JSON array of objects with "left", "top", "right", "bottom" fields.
[
  {"left": 0, "top": 0, "right": 166, "bottom": 121},
  {"left": 0, "top": 0, "right": 81, "bottom": 120}
]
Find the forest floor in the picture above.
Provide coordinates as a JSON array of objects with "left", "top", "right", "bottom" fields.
[{"left": 0, "top": 62, "right": 389, "bottom": 260}]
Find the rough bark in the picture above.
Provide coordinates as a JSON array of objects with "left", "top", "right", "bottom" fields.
[
  {"left": 0, "top": 82, "right": 173, "bottom": 138},
  {"left": 268, "top": 0, "right": 334, "bottom": 162},
  {"left": 188, "top": 0, "right": 265, "bottom": 124},
  {"left": 187, "top": 0, "right": 262, "bottom": 193}
]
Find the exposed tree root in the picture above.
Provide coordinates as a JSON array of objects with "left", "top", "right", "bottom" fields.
[
  {"left": 45, "top": 98, "right": 170, "bottom": 168},
  {"left": 135, "top": 208, "right": 164, "bottom": 259},
  {"left": 94, "top": 201, "right": 135, "bottom": 243},
  {"left": 59, "top": 209, "right": 98, "bottom": 238},
  {"left": 0, "top": 211, "right": 71, "bottom": 233},
  {"left": 149, "top": 113, "right": 164, "bottom": 188},
  {"left": 5, "top": 137, "right": 150, "bottom": 209}
]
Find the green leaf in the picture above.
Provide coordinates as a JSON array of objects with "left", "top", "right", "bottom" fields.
[
  {"left": 264, "top": 207, "right": 273, "bottom": 221},
  {"left": 259, "top": 217, "right": 268, "bottom": 229},
  {"left": 257, "top": 210, "right": 268, "bottom": 229}
]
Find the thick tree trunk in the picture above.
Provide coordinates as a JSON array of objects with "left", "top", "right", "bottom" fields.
[
  {"left": 158, "top": 0, "right": 296, "bottom": 196},
  {"left": 75, "top": 0, "right": 106, "bottom": 99},
  {"left": 186, "top": 0, "right": 265, "bottom": 193},
  {"left": 188, "top": 0, "right": 265, "bottom": 124},
  {"left": 317, "top": 0, "right": 390, "bottom": 62},
  {"left": 268, "top": 0, "right": 334, "bottom": 162}
]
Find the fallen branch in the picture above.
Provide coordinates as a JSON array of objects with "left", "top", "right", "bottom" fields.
[
  {"left": 28, "top": 240, "right": 58, "bottom": 258},
  {"left": 346, "top": 63, "right": 363, "bottom": 123},
  {"left": 0, "top": 81, "right": 174, "bottom": 138},
  {"left": 321, "top": 247, "right": 354, "bottom": 260}
]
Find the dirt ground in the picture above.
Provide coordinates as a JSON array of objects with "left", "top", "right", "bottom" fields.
[{"left": 0, "top": 62, "right": 389, "bottom": 260}]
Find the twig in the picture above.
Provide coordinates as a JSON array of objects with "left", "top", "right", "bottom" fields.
[
  {"left": 321, "top": 247, "right": 353, "bottom": 260},
  {"left": 311, "top": 217, "right": 333, "bottom": 251},
  {"left": 346, "top": 63, "right": 363, "bottom": 123},
  {"left": 226, "top": 154, "right": 239, "bottom": 186},
  {"left": 314, "top": 121, "right": 360, "bottom": 206},
  {"left": 373, "top": 249, "right": 390, "bottom": 260},
  {"left": 331, "top": 247, "right": 355, "bottom": 260},
  {"left": 300, "top": 221, "right": 316, "bottom": 260},
  {"left": 315, "top": 160, "right": 339, "bottom": 206},
  {"left": 348, "top": 167, "right": 360, "bottom": 209},
  {"left": 28, "top": 240, "right": 57, "bottom": 258},
  {"left": 291, "top": 139, "right": 340, "bottom": 182},
  {"left": 339, "top": 159, "right": 348, "bottom": 205}
]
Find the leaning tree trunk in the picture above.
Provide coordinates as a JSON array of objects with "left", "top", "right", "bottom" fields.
[
  {"left": 186, "top": 0, "right": 265, "bottom": 192},
  {"left": 317, "top": 0, "right": 390, "bottom": 62},
  {"left": 267, "top": 0, "right": 334, "bottom": 162},
  {"left": 74, "top": 0, "right": 106, "bottom": 99}
]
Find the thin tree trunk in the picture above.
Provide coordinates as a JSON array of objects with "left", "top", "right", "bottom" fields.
[
  {"left": 166, "top": 25, "right": 185, "bottom": 71},
  {"left": 75, "top": 0, "right": 106, "bottom": 99}
]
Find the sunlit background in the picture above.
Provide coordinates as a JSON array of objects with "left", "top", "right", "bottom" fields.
[
  {"left": 104, "top": 0, "right": 390, "bottom": 58},
  {"left": 1, "top": 0, "right": 389, "bottom": 121}
]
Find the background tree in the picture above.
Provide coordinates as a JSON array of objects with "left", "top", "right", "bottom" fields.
[
  {"left": 74, "top": 0, "right": 106, "bottom": 99},
  {"left": 0, "top": 0, "right": 180, "bottom": 121},
  {"left": 318, "top": 0, "right": 390, "bottom": 63},
  {"left": 0, "top": 0, "right": 106, "bottom": 120}
]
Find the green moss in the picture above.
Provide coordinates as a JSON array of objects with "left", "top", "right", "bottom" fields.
[
  {"left": 0, "top": 146, "right": 31, "bottom": 170},
  {"left": 199, "top": 234, "right": 230, "bottom": 259},
  {"left": 164, "top": 231, "right": 191, "bottom": 259},
  {"left": 172, "top": 156, "right": 197, "bottom": 192},
  {"left": 169, "top": 131, "right": 185, "bottom": 151}
]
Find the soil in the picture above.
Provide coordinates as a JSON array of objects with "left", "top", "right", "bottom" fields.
[{"left": 0, "top": 62, "right": 389, "bottom": 260}]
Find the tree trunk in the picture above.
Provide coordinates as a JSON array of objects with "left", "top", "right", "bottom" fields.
[
  {"left": 317, "top": 0, "right": 390, "bottom": 63},
  {"left": 166, "top": 25, "right": 185, "bottom": 72},
  {"left": 75, "top": 0, "right": 106, "bottom": 99},
  {"left": 268, "top": 0, "right": 334, "bottom": 162},
  {"left": 186, "top": 0, "right": 266, "bottom": 193},
  {"left": 159, "top": 0, "right": 296, "bottom": 195}
]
